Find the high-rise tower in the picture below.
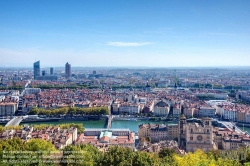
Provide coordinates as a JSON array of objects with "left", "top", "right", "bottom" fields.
[
  {"left": 65, "top": 62, "right": 71, "bottom": 78},
  {"left": 50, "top": 67, "right": 54, "bottom": 75},
  {"left": 33, "top": 61, "right": 40, "bottom": 79},
  {"left": 42, "top": 70, "right": 46, "bottom": 76}
]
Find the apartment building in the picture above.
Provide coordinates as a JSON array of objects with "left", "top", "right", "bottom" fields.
[
  {"left": 199, "top": 106, "right": 216, "bottom": 118},
  {"left": 237, "top": 111, "right": 246, "bottom": 123},
  {"left": 0, "top": 103, "right": 18, "bottom": 116},
  {"left": 138, "top": 123, "right": 178, "bottom": 143},
  {"left": 245, "top": 112, "right": 250, "bottom": 123},
  {"left": 214, "top": 128, "right": 250, "bottom": 150},
  {"left": 24, "top": 88, "right": 41, "bottom": 95},
  {"left": 149, "top": 124, "right": 168, "bottom": 142},
  {"left": 183, "top": 107, "right": 194, "bottom": 118},
  {"left": 119, "top": 103, "right": 140, "bottom": 114},
  {"left": 224, "top": 109, "right": 237, "bottom": 121},
  {"left": 167, "top": 124, "right": 179, "bottom": 140},
  {"left": 173, "top": 104, "right": 181, "bottom": 117}
]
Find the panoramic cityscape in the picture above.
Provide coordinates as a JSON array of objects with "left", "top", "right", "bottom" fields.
[
  {"left": 1, "top": 0, "right": 250, "bottom": 166},
  {"left": 1, "top": 61, "right": 250, "bottom": 165}
]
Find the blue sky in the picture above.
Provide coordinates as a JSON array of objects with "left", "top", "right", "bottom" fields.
[{"left": 0, "top": 0, "right": 250, "bottom": 67}]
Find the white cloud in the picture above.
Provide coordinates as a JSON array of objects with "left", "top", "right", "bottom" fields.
[{"left": 107, "top": 42, "right": 152, "bottom": 47}]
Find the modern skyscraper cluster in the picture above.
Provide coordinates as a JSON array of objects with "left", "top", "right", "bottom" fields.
[
  {"left": 33, "top": 61, "right": 71, "bottom": 79},
  {"left": 65, "top": 62, "right": 71, "bottom": 78},
  {"left": 33, "top": 61, "right": 59, "bottom": 80}
]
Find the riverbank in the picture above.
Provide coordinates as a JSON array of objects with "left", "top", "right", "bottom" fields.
[
  {"left": 113, "top": 117, "right": 149, "bottom": 121},
  {"left": 236, "top": 122, "right": 250, "bottom": 127}
]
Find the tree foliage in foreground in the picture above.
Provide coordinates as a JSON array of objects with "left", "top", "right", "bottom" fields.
[
  {"left": 0, "top": 137, "right": 57, "bottom": 166},
  {"left": 1, "top": 138, "right": 250, "bottom": 166},
  {"left": 174, "top": 149, "right": 241, "bottom": 166}
]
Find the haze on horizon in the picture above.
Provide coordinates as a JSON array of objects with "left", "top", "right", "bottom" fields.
[{"left": 0, "top": 0, "right": 250, "bottom": 67}]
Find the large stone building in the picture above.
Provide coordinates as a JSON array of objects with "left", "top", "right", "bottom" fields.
[
  {"left": 153, "top": 100, "right": 170, "bottom": 117},
  {"left": 77, "top": 128, "right": 135, "bottom": 149},
  {"left": 185, "top": 117, "right": 216, "bottom": 152},
  {"left": 199, "top": 106, "right": 216, "bottom": 118},
  {"left": 139, "top": 123, "right": 178, "bottom": 143},
  {"left": 213, "top": 127, "right": 250, "bottom": 150},
  {"left": 119, "top": 103, "right": 140, "bottom": 114},
  {"left": 149, "top": 124, "right": 168, "bottom": 142},
  {"left": 167, "top": 124, "right": 179, "bottom": 140},
  {"left": 178, "top": 116, "right": 217, "bottom": 152}
]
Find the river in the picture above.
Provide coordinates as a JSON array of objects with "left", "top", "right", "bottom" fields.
[
  {"left": 3, "top": 119, "right": 250, "bottom": 133},
  {"left": 111, "top": 120, "right": 175, "bottom": 132},
  {"left": 17, "top": 120, "right": 176, "bottom": 132},
  {"left": 238, "top": 126, "right": 250, "bottom": 134}
]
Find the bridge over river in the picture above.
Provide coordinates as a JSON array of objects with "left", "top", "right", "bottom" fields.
[
  {"left": 107, "top": 115, "right": 113, "bottom": 129},
  {"left": 218, "top": 121, "right": 245, "bottom": 134},
  {"left": 5, "top": 117, "right": 23, "bottom": 127}
]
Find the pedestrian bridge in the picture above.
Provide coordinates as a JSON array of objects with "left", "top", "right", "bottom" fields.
[
  {"left": 5, "top": 117, "right": 23, "bottom": 127},
  {"left": 107, "top": 115, "right": 113, "bottom": 129}
]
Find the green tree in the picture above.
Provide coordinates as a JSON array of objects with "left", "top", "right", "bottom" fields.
[
  {"left": 159, "top": 148, "right": 176, "bottom": 158},
  {"left": 146, "top": 136, "right": 151, "bottom": 143},
  {"left": 101, "top": 146, "right": 134, "bottom": 166},
  {"left": 59, "top": 123, "right": 84, "bottom": 134},
  {"left": 25, "top": 139, "right": 55, "bottom": 152},
  {"left": 68, "top": 107, "right": 76, "bottom": 115},
  {"left": 61, "top": 145, "right": 94, "bottom": 166},
  {"left": 0, "top": 137, "right": 56, "bottom": 166},
  {"left": 133, "top": 151, "right": 161, "bottom": 166},
  {"left": 28, "top": 107, "right": 40, "bottom": 115}
]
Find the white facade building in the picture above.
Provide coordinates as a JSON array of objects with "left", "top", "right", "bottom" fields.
[
  {"left": 199, "top": 107, "right": 216, "bottom": 118},
  {"left": 24, "top": 88, "right": 41, "bottom": 95},
  {"left": 173, "top": 106, "right": 181, "bottom": 117},
  {"left": 223, "top": 109, "right": 237, "bottom": 121},
  {"left": 119, "top": 104, "right": 140, "bottom": 114},
  {"left": 245, "top": 113, "right": 250, "bottom": 123},
  {"left": 0, "top": 103, "right": 18, "bottom": 116},
  {"left": 153, "top": 100, "right": 170, "bottom": 117}
]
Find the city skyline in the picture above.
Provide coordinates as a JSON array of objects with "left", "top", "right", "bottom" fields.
[{"left": 1, "top": 0, "right": 250, "bottom": 67}]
